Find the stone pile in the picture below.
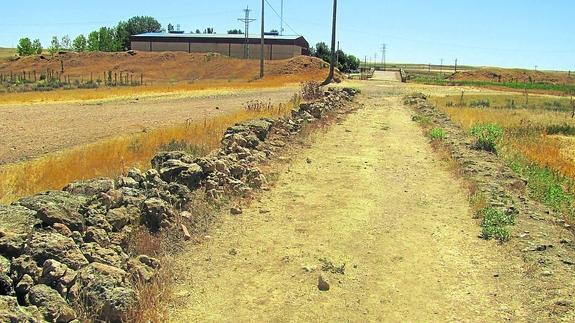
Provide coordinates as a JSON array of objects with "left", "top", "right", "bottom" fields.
[{"left": 0, "top": 88, "right": 357, "bottom": 322}]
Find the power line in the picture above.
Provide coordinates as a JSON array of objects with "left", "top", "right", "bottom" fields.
[{"left": 264, "top": 0, "right": 300, "bottom": 35}]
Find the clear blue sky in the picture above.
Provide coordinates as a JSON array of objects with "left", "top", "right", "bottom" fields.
[{"left": 1, "top": 0, "right": 574, "bottom": 70}]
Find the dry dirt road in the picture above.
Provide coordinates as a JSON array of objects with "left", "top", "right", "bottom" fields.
[
  {"left": 0, "top": 86, "right": 298, "bottom": 164},
  {"left": 167, "top": 81, "right": 539, "bottom": 321}
]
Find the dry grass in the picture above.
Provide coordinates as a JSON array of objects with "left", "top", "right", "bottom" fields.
[
  {"left": 431, "top": 94, "right": 575, "bottom": 180},
  {"left": 0, "top": 48, "right": 16, "bottom": 62},
  {"left": 0, "top": 72, "right": 324, "bottom": 106},
  {"left": 0, "top": 95, "right": 299, "bottom": 204}
]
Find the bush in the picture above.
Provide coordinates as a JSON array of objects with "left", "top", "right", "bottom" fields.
[
  {"left": 470, "top": 124, "right": 503, "bottom": 153},
  {"left": 479, "top": 207, "right": 515, "bottom": 242},
  {"left": 469, "top": 99, "right": 490, "bottom": 108},
  {"left": 546, "top": 123, "right": 575, "bottom": 136},
  {"left": 429, "top": 128, "right": 445, "bottom": 140}
]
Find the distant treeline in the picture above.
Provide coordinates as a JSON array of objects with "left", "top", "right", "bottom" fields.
[{"left": 17, "top": 16, "right": 163, "bottom": 55}]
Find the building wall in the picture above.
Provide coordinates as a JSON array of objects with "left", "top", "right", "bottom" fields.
[{"left": 131, "top": 40, "right": 304, "bottom": 60}]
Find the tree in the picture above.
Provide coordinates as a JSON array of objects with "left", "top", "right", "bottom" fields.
[
  {"left": 32, "top": 39, "right": 43, "bottom": 54},
  {"left": 98, "top": 27, "right": 117, "bottom": 52},
  {"left": 73, "top": 35, "right": 87, "bottom": 52},
  {"left": 227, "top": 29, "right": 243, "bottom": 34},
  {"left": 48, "top": 36, "right": 60, "bottom": 55},
  {"left": 311, "top": 42, "right": 358, "bottom": 73},
  {"left": 60, "top": 35, "right": 71, "bottom": 50},
  {"left": 17, "top": 37, "right": 34, "bottom": 56},
  {"left": 195, "top": 29, "right": 201, "bottom": 34},
  {"left": 118, "top": 16, "right": 162, "bottom": 49},
  {"left": 87, "top": 31, "right": 99, "bottom": 51},
  {"left": 167, "top": 23, "right": 174, "bottom": 32}
]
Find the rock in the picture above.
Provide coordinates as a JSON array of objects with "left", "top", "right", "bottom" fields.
[
  {"left": 84, "top": 226, "right": 111, "bottom": 246},
  {"left": 15, "top": 274, "right": 34, "bottom": 297},
  {"left": 74, "top": 263, "right": 136, "bottom": 322},
  {"left": 80, "top": 243, "right": 123, "bottom": 268},
  {"left": 157, "top": 159, "right": 205, "bottom": 189},
  {"left": 10, "top": 255, "right": 42, "bottom": 283},
  {"left": 127, "top": 255, "right": 160, "bottom": 282},
  {"left": 39, "top": 260, "right": 68, "bottom": 286},
  {"left": 0, "top": 295, "right": 43, "bottom": 322},
  {"left": 127, "top": 168, "right": 144, "bottom": 183},
  {"left": 106, "top": 207, "right": 140, "bottom": 232},
  {"left": 29, "top": 284, "right": 77, "bottom": 322},
  {"left": 16, "top": 191, "right": 87, "bottom": 214},
  {"left": 230, "top": 207, "right": 243, "bottom": 215},
  {"left": 64, "top": 178, "right": 115, "bottom": 196},
  {"left": 181, "top": 224, "right": 192, "bottom": 241},
  {"left": 0, "top": 255, "right": 9, "bottom": 275},
  {"left": 0, "top": 205, "right": 41, "bottom": 257},
  {"left": 36, "top": 204, "right": 85, "bottom": 231},
  {"left": 25, "top": 231, "right": 89, "bottom": 270},
  {"left": 117, "top": 176, "right": 139, "bottom": 189},
  {"left": 52, "top": 223, "right": 73, "bottom": 237},
  {"left": 0, "top": 273, "right": 14, "bottom": 296},
  {"left": 151, "top": 151, "right": 195, "bottom": 169},
  {"left": 243, "top": 119, "right": 274, "bottom": 141},
  {"left": 142, "top": 198, "right": 177, "bottom": 231},
  {"left": 318, "top": 275, "right": 330, "bottom": 291}
]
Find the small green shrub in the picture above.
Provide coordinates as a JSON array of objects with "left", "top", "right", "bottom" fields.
[
  {"left": 469, "top": 99, "right": 490, "bottom": 108},
  {"left": 158, "top": 139, "right": 208, "bottom": 157},
  {"left": 470, "top": 124, "right": 503, "bottom": 153},
  {"left": 479, "top": 207, "right": 515, "bottom": 242},
  {"left": 411, "top": 115, "right": 432, "bottom": 125},
  {"left": 429, "top": 128, "right": 445, "bottom": 140},
  {"left": 546, "top": 123, "right": 575, "bottom": 136}
]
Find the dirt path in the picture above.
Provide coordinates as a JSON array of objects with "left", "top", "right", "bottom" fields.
[
  {"left": 0, "top": 86, "right": 298, "bottom": 164},
  {"left": 167, "top": 82, "right": 536, "bottom": 321}
]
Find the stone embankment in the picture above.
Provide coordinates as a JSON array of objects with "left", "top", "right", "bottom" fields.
[{"left": 0, "top": 88, "right": 358, "bottom": 322}]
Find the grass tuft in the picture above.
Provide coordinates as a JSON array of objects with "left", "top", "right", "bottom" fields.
[{"left": 479, "top": 207, "right": 516, "bottom": 242}]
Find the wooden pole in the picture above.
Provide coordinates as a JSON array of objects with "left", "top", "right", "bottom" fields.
[
  {"left": 260, "top": 0, "right": 265, "bottom": 79},
  {"left": 322, "top": 0, "right": 338, "bottom": 85}
]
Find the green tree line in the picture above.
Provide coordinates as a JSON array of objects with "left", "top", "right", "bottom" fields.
[
  {"left": 310, "top": 42, "right": 360, "bottom": 73},
  {"left": 17, "top": 16, "right": 162, "bottom": 56}
]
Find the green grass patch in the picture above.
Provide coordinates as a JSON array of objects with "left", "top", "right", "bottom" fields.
[
  {"left": 429, "top": 128, "right": 445, "bottom": 140},
  {"left": 470, "top": 124, "right": 503, "bottom": 153},
  {"left": 411, "top": 115, "right": 432, "bottom": 125},
  {"left": 410, "top": 76, "right": 575, "bottom": 95},
  {"left": 479, "top": 207, "right": 516, "bottom": 242},
  {"left": 508, "top": 157, "right": 575, "bottom": 219}
]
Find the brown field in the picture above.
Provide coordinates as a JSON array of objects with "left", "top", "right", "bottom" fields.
[
  {"left": 0, "top": 47, "right": 16, "bottom": 61},
  {"left": 448, "top": 67, "right": 575, "bottom": 85},
  {"left": 0, "top": 51, "right": 327, "bottom": 83}
]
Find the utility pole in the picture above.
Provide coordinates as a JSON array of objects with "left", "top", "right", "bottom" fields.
[
  {"left": 260, "top": 0, "right": 265, "bottom": 78},
  {"left": 440, "top": 58, "right": 443, "bottom": 75},
  {"left": 322, "top": 0, "right": 337, "bottom": 85},
  {"left": 381, "top": 43, "right": 386, "bottom": 71},
  {"left": 336, "top": 41, "right": 340, "bottom": 68},
  {"left": 238, "top": 7, "right": 256, "bottom": 59},
  {"left": 455, "top": 58, "right": 458, "bottom": 73}
]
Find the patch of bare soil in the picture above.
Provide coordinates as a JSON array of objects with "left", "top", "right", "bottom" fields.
[
  {"left": 0, "top": 52, "right": 327, "bottom": 83},
  {"left": 0, "top": 86, "right": 298, "bottom": 164},
  {"left": 165, "top": 82, "right": 571, "bottom": 321}
]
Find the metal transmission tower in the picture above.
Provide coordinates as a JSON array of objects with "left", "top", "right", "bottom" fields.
[
  {"left": 238, "top": 7, "right": 256, "bottom": 59},
  {"left": 381, "top": 44, "right": 386, "bottom": 71}
]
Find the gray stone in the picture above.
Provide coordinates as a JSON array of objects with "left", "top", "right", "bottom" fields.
[
  {"left": 25, "top": 231, "right": 89, "bottom": 270},
  {"left": 0, "top": 273, "right": 14, "bottom": 296},
  {"left": 63, "top": 178, "right": 115, "bottom": 196},
  {"left": 15, "top": 274, "right": 34, "bottom": 297},
  {"left": 29, "top": 284, "right": 77, "bottom": 322},
  {"left": 74, "top": 262, "right": 136, "bottom": 322},
  {"left": 10, "top": 255, "right": 42, "bottom": 283},
  {"left": 36, "top": 204, "right": 85, "bottom": 231},
  {"left": 142, "top": 198, "right": 176, "bottom": 231},
  {"left": 84, "top": 226, "right": 111, "bottom": 246},
  {"left": 0, "top": 295, "right": 43, "bottom": 322},
  {"left": 0, "top": 205, "right": 40, "bottom": 257},
  {"left": 80, "top": 243, "right": 123, "bottom": 268}
]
